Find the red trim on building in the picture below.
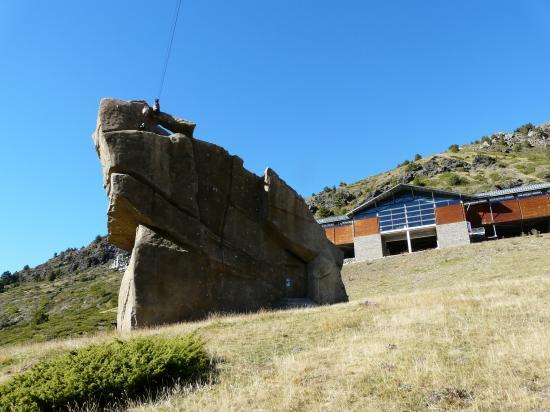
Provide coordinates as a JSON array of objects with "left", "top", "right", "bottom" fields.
[{"left": 353, "top": 217, "right": 379, "bottom": 237}]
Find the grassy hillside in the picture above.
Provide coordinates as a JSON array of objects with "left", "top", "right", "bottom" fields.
[
  {"left": 1, "top": 234, "right": 548, "bottom": 410},
  {"left": 308, "top": 122, "right": 550, "bottom": 217},
  {"left": 0, "top": 235, "right": 126, "bottom": 346},
  {"left": 0, "top": 267, "right": 121, "bottom": 346}
]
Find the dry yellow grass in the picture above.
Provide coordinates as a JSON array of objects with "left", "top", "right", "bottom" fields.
[
  {"left": 1, "top": 235, "right": 549, "bottom": 411},
  {"left": 344, "top": 232, "right": 550, "bottom": 299}
]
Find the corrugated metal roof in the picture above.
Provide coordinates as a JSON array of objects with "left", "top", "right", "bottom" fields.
[
  {"left": 474, "top": 182, "right": 550, "bottom": 198},
  {"left": 316, "top": 215, "right": 350, "bottom": 224}
]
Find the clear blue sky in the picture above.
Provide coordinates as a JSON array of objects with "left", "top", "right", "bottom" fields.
[{"left": 1, "top": 1, "right": 550, "bottom": 272}]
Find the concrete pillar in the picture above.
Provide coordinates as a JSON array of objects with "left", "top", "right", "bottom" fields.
[
  {"left": 406, "top": 230, "right": 412, "bottom": 253},
  {"left": 436, "top": 221, "right": 470, "bottom": 249},
  {"left": 354, "top": 234, "right": 384, "bottom": 261}
]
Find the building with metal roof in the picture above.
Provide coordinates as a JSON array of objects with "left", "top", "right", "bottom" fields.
[
  {"left": 347, "top": 183, "right": 477, "bottom": 216},
  {"left": 318, "top": 183, "right": 550, "bottom": 261}
]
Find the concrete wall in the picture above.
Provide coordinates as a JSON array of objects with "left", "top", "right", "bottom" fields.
[
  {"left": 436, "top": 221, "right": 470, "bottom": 249},
  {"left": 354, "top": 234, "right": 384, "bottom": 261}
]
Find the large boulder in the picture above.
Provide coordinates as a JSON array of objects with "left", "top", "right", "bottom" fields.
[{"left": 93, "top": 98, "right": 348, "bottom": 331}]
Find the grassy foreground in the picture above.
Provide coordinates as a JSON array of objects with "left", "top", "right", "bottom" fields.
[
  {"left": 0, "top": 335, "right": 209, "bottom": 410},
  {"left": 1, "top": 235, "right": 549, "bottom": 410}
]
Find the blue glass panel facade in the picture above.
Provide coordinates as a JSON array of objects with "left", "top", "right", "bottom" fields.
[{"left": 354, "top": 191, "right": 461, "bottom": 233}]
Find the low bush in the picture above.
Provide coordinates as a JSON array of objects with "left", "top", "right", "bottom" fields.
[
  {"left": 514, "top": 123, "right": 534, "bottom": 135},
  {"left": 447, "top": 173, "right": 463, "bottom": 186},
  {"left": 448, "top": 144, "right": 460, "bottom": 153},
  {"left": 317, "top": 206, "right": 333, "bottom": 218},
  {"left": 411, "top": 176, "right": 426, "bottom": 187},
  {"left": 0, "top": 334, "right": 210, "bottom": 411},
  {"left": 31, "top": 307, "right": 49, "bottom": 325}
]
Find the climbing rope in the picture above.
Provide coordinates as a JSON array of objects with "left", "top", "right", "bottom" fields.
[{"left": 157, "top": 0, "right": 182, "bottom": 101}]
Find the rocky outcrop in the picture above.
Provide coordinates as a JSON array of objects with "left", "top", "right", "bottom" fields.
[
  {"left": 419, "top": 156, "right": 471, "bottom": 177},
  {"left": 93, "top": 98, "right": 347, "bottom": 330},
  {"left": 495, "top": 179, "right": 524, "bottom": 190},
  {"left": 471, "top": 154, "right": 497, "bottom": 168},
  {"left": 10, "top": 236, "right": 127, "bottom": 283},
  {"left": 474, "top": 123, "right": 550, "bottom": 152}
]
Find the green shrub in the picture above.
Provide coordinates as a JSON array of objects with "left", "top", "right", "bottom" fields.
[
  {"left": 30, "top": 299, "right": 50, "bottom": 325},
  {"left": 515, "top": 163, "right": 536, "bottom": 174},
  {"left": 46, "top": 270, "right": 59, "bottom": 282},
  {"left": 411, "top": 177, "right": 426, "bottom": 187},
  {"left": 448, "top": 144, "right": 460, "bottom": 153},
  {"left": 514, "top": 123, "right": 534, "bottom": 135},
  {"left": 414, "top": 153, "right": 422, "bottom": 161},
  {"left": 317, "top": 207, "right": 333, "bottom": 218},
  {"left": 31, "top": 308, "right": 49, "bottom": 325},
  {"left": 447, "top": 173, "right": 463, "bottom": 186},
  {"left": 0, "top": 271, "right": 17, "bottom": 289},
  {"left": 3, "top": 304, "right": 18, "bottom": 317},
  {"left": 0, "top": 335, "right": 210, "bottom": 411}
]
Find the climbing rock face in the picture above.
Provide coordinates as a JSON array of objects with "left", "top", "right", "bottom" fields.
[{"left": 93, "top": 98, "right": 348, "bottom": 331}]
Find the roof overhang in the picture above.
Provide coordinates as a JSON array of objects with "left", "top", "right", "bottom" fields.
[
  {"left": 473, "top": 182, "right": 550, "bottom": 199},
  {"left": 346, "top": 183, "right": 475, "bottom": 217}
]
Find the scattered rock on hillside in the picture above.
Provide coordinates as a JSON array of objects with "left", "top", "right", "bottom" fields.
[
  {"left": 307, "top": 187, "right": 358, "bottom": 216},
  {"left": 526, "top": 123, "right": 550, "bottom": 147},
  {"left": 419, "top": 156, "right": 470, "bottom": 177},
  {"left": 496, "top": 179, "right": 524, "bottom": 190},
  {"left": 471, "top": 154, "right": 496, "bottom": 168},
  {"left": 16, "top": 236, "right": 127, "bottom": 282},
  {"left": 473, "top": 123, "right": 550, "bottom": 152}
]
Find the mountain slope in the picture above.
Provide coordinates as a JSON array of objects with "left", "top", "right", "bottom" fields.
[
  {"left": 0, "top": 237, "right": 127, "bottom": 345},
  {"left": 308, "top": 121, "right": 550, "bottom": 218},
  {"left": 2, "top": 234, "right": 549, "bottom": 410}
]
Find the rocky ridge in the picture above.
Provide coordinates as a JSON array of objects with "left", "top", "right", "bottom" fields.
[
  {"left": 308, "top": 121, "right": 550, "bottom": 218},
  {"left": 1, "top": 236, "right": 127, "bottom": 288}
]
